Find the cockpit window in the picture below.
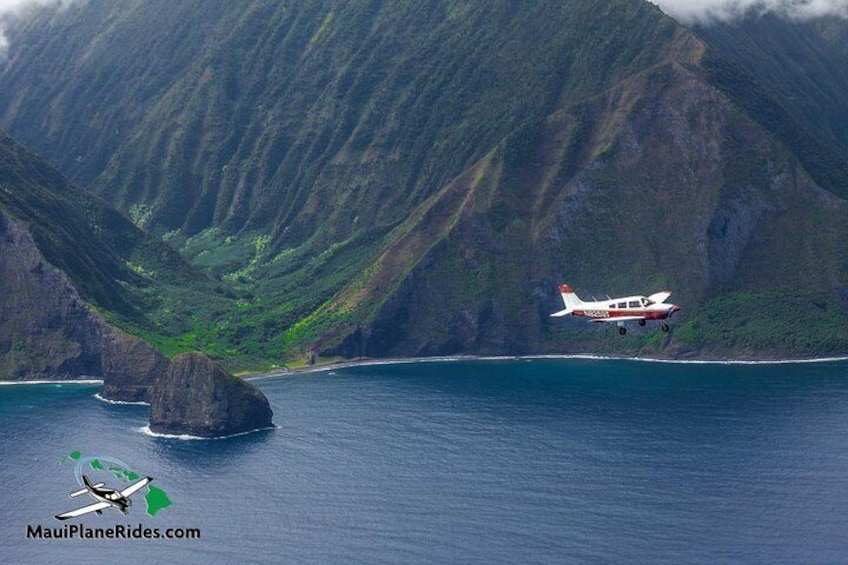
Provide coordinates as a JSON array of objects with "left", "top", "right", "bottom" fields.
[{"left": 641, "top": 297, "right": 653, "bottom": 307}]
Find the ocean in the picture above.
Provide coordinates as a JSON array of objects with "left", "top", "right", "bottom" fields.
[{"left": 2, "top": 357, "right": 847, "bottom": 564}]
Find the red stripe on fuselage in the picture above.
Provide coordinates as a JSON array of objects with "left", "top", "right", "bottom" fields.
[{"left": 572, "top": 310, "right": 670, "bottom": 320}]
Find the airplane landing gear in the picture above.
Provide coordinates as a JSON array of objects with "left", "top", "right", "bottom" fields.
[
  {"left": 661, "top": 323, "right": 670, "bottom": 332},
  {"left": 618, "top": 326, "right": 627, "bottom": 335},
  {"left": 638, "top": 320, "right": 646, "bottom": 326}
]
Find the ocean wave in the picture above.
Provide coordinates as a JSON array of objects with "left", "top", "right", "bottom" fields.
[
  {"left": 137, "top": 424, "right": 279, "bottom": 441},
  {"left": 253, "top": 354, "right": 848, "bottom": 379},
  {"left": 495, "top": 354, "right": 848, "bottom": 366},
  {"left": 626, "top": 356, "right": 848, "bottom": 366},
  {"left": 93, "top": 393, "right": 150, "bottom": 406},
  {"left": 0, "top": 378, "right": 103, "bottom": 386}
]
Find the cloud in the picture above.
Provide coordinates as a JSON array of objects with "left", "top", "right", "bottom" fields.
[
  {"left": 651, "top": 0, "right": 848, "bottom": 24},
  {"left": 0, "top": 0, "right": 73, "bottom": 13},
  {"left": 0, "top": 0, "right": 76, "bottom": 58}
]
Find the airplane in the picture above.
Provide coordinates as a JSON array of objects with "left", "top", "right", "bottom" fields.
[
  {"left": 551, "top": 284, "right": 680, "bottom": 335},
  {"left": 54, "top": 474, "right": 153, "bottom": 521}
]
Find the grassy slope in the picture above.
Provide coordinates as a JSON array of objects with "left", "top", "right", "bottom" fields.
[
  {"left": 0, "top": 133, "right": 237, "bottom": 362},
  {"left": 308, "top": 48, "right": 848, "bottom": 359},
  {"left": 696, "top": 16, "right": 848, "bottom": 157},
  {"left": 0, "top": 2, "right": 846, "bottom": 363},
  {"left": 0, "top": 0, "right": 677, "bottom": 241}
]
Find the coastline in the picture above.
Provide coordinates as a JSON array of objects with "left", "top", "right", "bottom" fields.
[
  {"left": 3, "top": 354, "right": 848, "bottom": 387},
  {"left": 244, "top": 353, "right": 848, "bottom": 381},
  {"left": 0, "top": 378, "right": 103, "bottom": 386}
]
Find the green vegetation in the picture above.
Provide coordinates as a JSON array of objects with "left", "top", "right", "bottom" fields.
[
  {"left": 0, "top": 1, "right": 846, "bottom": 365},
  {"left": 676, "top": 289, "right": 848, "bottom": 356},
  {"left": 698, "top": 15, "right": 848, "bottom": 200}
]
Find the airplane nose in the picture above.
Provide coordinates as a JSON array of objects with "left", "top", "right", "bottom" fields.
[{"left": 671, "top": 305, "right": 680, "bottom": 314}]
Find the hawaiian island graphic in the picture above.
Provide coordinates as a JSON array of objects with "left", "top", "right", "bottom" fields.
[{"left": 58, "top": 451, "right": 172, "bottom": 518}]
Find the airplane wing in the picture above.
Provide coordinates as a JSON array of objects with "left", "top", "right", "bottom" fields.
[
  {"left": 120, "top": 476, "right": 153, "bottom": 498},
  {"left": 55, "top": 501, "right": 112, "bottom": 521},
  {"left": 589, "top": 316, "right": 646, "bottom": 324},
  {"left": 648, "top": 291, "right": 672, "bottom": 304},
  {"left": 69, "top": 483, "right": 105, "bottom": 498}
]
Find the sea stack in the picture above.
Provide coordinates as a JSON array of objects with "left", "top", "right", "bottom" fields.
[
  {"left": 100, "top": 328, "right": 171, "bottom": 403},
  {"left": 148, "top": 352, "right": 274, "bottom": 438}
]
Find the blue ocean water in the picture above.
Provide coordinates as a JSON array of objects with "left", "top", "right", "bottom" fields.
[{"left": 2, "top": 358, "right": 848, "bottom": 564}]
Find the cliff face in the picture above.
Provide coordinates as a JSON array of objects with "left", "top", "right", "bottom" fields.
[
  {"left": 100, "top": 328, "right": 170, "bottom": 402},
  {"left": 148, "top": 353, "right": 273, "bottom": 437},
  {"left": 314, "top": 58, "right": 848, "bottom": 358},
  {"left": 0, "top": 210, "right": 168, "bottom": 398},
  {"left": 0, "top": 212, "right": 103, "bottom": 378}
]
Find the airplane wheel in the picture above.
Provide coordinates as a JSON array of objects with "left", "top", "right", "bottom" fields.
[
  {"left": 661, "top": 323, "right": 670, "bottom": 332},
  {"left": 638, "top": 320, "right": 646, "bottom": 326},
  {"left": 618, "top": 327, "right": 627, "bottom": 335}
]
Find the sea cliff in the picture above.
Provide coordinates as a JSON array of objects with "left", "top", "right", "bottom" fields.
[{"left": 148, "top": 353, "right": 274, "bottom": 438}]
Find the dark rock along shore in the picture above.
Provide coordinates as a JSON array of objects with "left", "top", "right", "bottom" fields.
[
  {"left": 148, "top": 352, "right": 274, "bottom": 438},
  {"left": 1, "top": 212, "right": 273, "bottom": 433}
]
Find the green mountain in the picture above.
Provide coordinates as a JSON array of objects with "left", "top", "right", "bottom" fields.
[
  {"left": 0, "top": 132, "right": 232, "bottom": 359},
  {"left": 695, "top": 15, "right": 848, "bottom": 201},
  {"left": 0, "top": 0, "right": 847, "bottom": 362}
]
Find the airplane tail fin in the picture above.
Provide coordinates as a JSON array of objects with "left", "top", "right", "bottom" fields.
[
  {"left": 83, "top": 475, "right": 94, "bottom": 489},
  {"left": 550, "top": 284, "right": 585, "bottom": 317}
]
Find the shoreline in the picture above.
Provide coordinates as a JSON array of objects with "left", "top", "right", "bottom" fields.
[
  {"left": 0, "top": 378, "right": 103, "bottom": 386},
  {"left": 3, "top": 354, "right": 848, "bottom": 386},
  {"left": 244, "top": 353, "right": 848, "bottom": 381}
]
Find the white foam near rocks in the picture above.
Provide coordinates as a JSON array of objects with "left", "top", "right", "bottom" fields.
[{"left": 137, "top": 424, "right": 279, "bottom": 441}]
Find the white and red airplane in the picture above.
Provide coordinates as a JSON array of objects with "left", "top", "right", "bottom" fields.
[{"left": 551, "top": 284, "right": 680, "bottom": 335}]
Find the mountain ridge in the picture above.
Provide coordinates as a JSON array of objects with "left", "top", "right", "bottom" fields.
[{"left": 0, "top": 0, "right": 846, "bottom": 364}]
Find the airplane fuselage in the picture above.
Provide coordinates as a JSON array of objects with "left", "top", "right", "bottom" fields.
[
  {"left": 569, "top": 296, "right": 678, "bottom": 321},
  {"left": 84, "top": 477, "right": 132, "bottom": 514},
  {"left": 551, "top": 284, "right": 680, "bottom": 335}
]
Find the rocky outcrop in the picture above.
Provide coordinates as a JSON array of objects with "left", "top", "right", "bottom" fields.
[
  {"left": 0, "top": 212, "right": 104, "bottom": 379},
  {"left": 148, "top": 353, "right": 273, "bottom": 438},
  {"left": 100, "top": 328, "right": 170, "bottom": 402},
  {"left": 0, "top": 211, "right": 169, "bottom": 400}
]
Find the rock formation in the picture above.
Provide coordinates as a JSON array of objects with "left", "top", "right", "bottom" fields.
[
  {"left": 1, "top": 212, "right": 274, "bottom": 432},
  {"left": 148, "top": 352, "right": 273, "bottom": 437},
  {"left": 0, "top": 212, "right": 105, "bottom": 379},
  {"left": 100, "top": 328, "right": 170, "bottom": 402},
  {"left": 0, "top": 211, "right": 168, "bottom": 401}
]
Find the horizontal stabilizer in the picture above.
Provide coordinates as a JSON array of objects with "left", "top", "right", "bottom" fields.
[{"left": 550, "top": 308, "right": 572, "bottom": 318}]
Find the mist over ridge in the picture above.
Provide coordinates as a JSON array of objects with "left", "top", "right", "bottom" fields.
[
  {"left": 652, "top": 0, "right": 848, "bottom": 24},
  {"left": 0, "top": 0, "right": 76, "bottom": 54}
]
